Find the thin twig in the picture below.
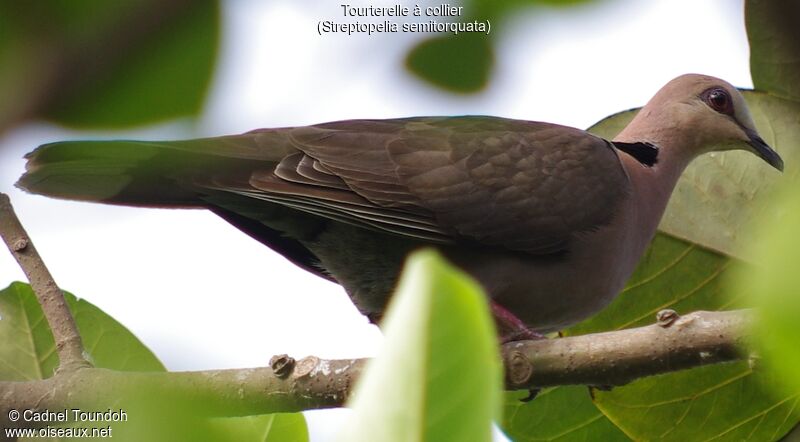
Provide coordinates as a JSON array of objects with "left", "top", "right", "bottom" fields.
[{"left": 0, "top": 193, "right": 91, "bottom": 372}]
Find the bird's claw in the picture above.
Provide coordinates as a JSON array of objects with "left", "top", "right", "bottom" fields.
[{"left": 520, "top": 388, "right": 541, "bottom": 403}]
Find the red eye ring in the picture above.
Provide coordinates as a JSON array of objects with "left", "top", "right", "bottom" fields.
[{"left": 702, "top": 87, "right": 734, "bottom": 115}]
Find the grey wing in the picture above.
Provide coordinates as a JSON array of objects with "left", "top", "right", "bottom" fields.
[
  {"left": 203, "top": 116, "right": 630, "bottom": 255},
  {"left": 386, "top": 118, "right": 631, "bottom": 253},
  {"left": 198, "top": 120, "right": 454, "bottom": 243}
]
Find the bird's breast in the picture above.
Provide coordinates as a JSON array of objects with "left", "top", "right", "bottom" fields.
[{"left": 457, "top": 196, "right": 651, "bottom": 332}]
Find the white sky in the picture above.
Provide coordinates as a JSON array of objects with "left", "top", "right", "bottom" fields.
[{"left": 0, "top": 0, "right": 750, "bottom": 440}]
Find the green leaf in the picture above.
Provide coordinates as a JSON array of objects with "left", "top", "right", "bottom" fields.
[
  {"left": 562, "top": 233, "right": 800, "bottom": 441},
  {"left": 209, "top": 413, "right": 309, "bottom": 442},
  {"left": 406, "top": 33, "right": 493, "bottom": 93},
  {"left": 782, "top": 423, "right": 800, "bottom": 442},
  {"left": 0, "top": 1, "right": 219, "bottom": 130},
  {"left": 109, "top": 401, "right": 309, "bottom": 442},
  {"left": 593, "top": 362, "right": 799, "bottom": 441},
  {"left": 103, "top": 394, "right": 310, "bottom": 442},
  {"left": 403, "top": 0, "right": 601, "bottom": 94},
  {"left": 733, "top": 180, "right": 800, "bottom": 395},
  {"left": 588, "top": 91, "right": 797, "bottom": 260},
  {"left": 0, "top": 282, "right": 310, "bottom": 441},
  {"left": 746, "top": 0, "right": 800, "bottom": 101},
  {"left": 340, "top": 250, "right": 501, "bottom": 442},
  {"left": 0, "top": 281, "right": 163, "bottom": 380},
  {"left": 502, "top": 387, "right": 630, "bottom": 441}
]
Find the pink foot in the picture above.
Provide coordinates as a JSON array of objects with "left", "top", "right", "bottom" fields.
[{"left": 490, "top": 301, "right": 545, "bottom": 344}]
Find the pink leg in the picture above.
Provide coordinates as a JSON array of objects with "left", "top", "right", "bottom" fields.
[
  {"left": 490, "top": 301, "right": 545, "bottom": 343},
  {"left": 491, "top": 301, "right": 546, "bottom": 402}
]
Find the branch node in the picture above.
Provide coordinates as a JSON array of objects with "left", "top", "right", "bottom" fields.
[
  {"left": 505, "top": 350, "right": 533, "bottom": 386},
  {"left": 269, "top": 354, "right": 296, "bottom": 379},
  {"left": 294, "top": 356, "right": 320, "bottom": 378},
  {"left": 656, "top": 309, "right": 679, "bottom": 327},
  {"left": 12, "top": 238, "right": 28, "bottom": 251}
]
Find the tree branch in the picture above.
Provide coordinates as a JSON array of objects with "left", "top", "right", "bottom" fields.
[
  {"left": 0, "top": 193, "right": 751, "bottom": 420},
  {"left": 0, "top": 361, "right": 363, "bottom": 419},
  {"left": 0, "top": 309, "right": 750, "bottom": 420},
  {"left": 502, "top": 309, "right": 749, "bottom": 389},
  {"left": 0, "top": 193, "right": 91, "bottom": 372}
]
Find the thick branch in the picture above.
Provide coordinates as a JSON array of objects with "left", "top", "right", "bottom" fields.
[
  {"left": 0, "top": 193, "right": 751, "bottom": 418},
  {"left": 0, "top": 310, "right": 750, "bottom": 420},
  {"left": 502, "top": 309, "right": 749, "bottom": 389},
  {"left": 0, "top": 193, "right": 91, "bottom": 372},
  {"left": 0, "top": 360, "right": 363, "bottom": 419}
]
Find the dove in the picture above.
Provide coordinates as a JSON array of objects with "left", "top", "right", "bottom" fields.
[{"left": 18, "top": 74, "right": 783, "bottom": 340}]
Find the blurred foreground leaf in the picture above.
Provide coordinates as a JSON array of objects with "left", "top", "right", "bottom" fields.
[
  {"left": 0, "top": 0, "right": 219, "bottom": 131},
  {"left": 406, "top": 33, "right": 493, "bottom": 93},
  {"left": 405, "top": 0, "right": 600, "bottom": 93},
  {"left": 340, "top": 250, "right": 501, "bottom": 442},
  {"left": 734, "top": 182, "right": 800, "bottom": 395},
  {"left": 209, "top": 413, "right": 309, "bottom": 442}
]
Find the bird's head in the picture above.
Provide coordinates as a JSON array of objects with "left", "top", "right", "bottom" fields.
[{"left": 625, "top": 74, "right": 783, "bottom": 171}]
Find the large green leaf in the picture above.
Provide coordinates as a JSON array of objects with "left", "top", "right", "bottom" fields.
[
  {"left": 588, "top": 91, "right": 797, "bottom": 260},
  {"left": 0, "top": 281, "right": 163, "bottom": 379},
  {"left": 594, "top": 362, "right": 799, "bottom": 441},
  {"left": 0, "top": 0, "right": 219, "bottom": 130},
  {"left": 502, "top": 387, "right": 630, "bottom": 441},
  {"left": 782, "top": 423, "right": 800, "bottom": 442},
  {"left": 564, "top": 235, "right": 800, "bottom": 440},
  {"left": 746, "top": 0, "right": 800, "bottom": 102},
  {"left": 340, "top": 250, "right": 501, "bottom": 442},
  {"left": 0, "top": 282, "right": 309, "bottom": 441}
]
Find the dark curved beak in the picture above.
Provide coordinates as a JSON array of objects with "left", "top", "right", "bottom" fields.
[{"left": 745, "top": 128, "right": 784, "bottom": 172}]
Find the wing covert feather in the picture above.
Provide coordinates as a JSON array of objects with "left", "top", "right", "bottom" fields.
[{"left": 285, "top": 116, "right": 630, "bottom": 254}]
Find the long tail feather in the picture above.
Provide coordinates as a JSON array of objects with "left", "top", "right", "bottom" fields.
[{"left": 17, "top": 133, "right": 289, "bottom": 207}]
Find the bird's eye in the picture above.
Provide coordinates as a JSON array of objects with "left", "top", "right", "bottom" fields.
[{"left": 702, "top": 87, "right": 733, "bottom": 115}]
